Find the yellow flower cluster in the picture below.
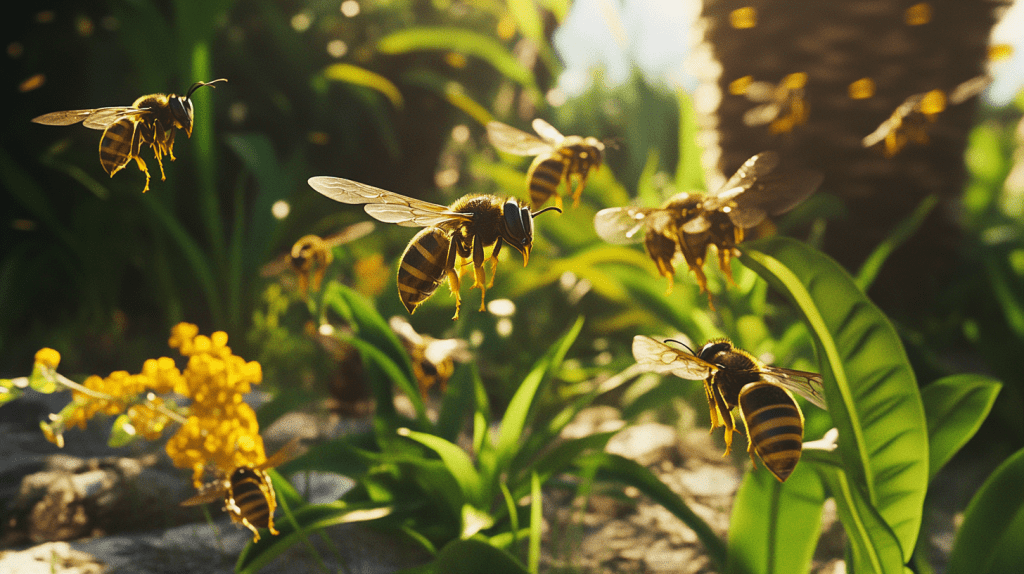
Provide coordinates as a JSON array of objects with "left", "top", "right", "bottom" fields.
[
  {"left": 37, "top": 323, "right": 267, "bottom": 488},
  {"left": 164, "top": 323, "right": 267, "bottom": 487}
]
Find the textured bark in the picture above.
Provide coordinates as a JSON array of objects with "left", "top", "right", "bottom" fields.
[{"left": 696, "top": 0, "right": 1008, "bottom": 315}]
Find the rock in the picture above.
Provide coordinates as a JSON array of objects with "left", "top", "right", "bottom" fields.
[{"left": 0, "top": 541, "right": 104, "bottom": 574}]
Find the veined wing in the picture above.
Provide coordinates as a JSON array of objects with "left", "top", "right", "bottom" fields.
[
  {"left": 760, "top": 365, "right": 827, "bottom": 410},
  {"left": 32, "top": 106, "right": 145, "bottom": 129},
  {"left": 704, "top": 152, "right": 780, "bottom": 209},
  {"left": 632, "top": 336, "right": 716, "bottom": 380},
  {"left": 718, "top": 169, "right": 824, "bottom": 229},
  {"left": 593, "top": 206, "right": 657, "bottom": 244},
  {"left": 322, "top": 221, "right": 376, "bottom": 247},
  {"left": 180, "top": 479, "right": 229, "bottom": 506},
  {"left": 256, "top": 437, "right": 305, "bottom": 470},
  {"left": 308, "top": 176, "right": 471, "bottom": 228},
  {"left": 486, "top": 121, "right": 553, "bottom": 156},
  {"left": 531, "top": 118, "right": 566, "bottom": 145}
]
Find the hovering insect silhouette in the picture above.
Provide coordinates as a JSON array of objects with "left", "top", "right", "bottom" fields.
[
  {"left": 32, "top": 79, "right": 227, "bottom": 192},
  {"left": 487, "top": 118, "right": 605, "bottom": 210},
  {"left": 862, "top": 74, "right": 990, "bottom": 157},
  {"left": 389, "top": 316, "right": 470, "bottom": 398},
  {"left": 180, "top": 438, "right": 302, "bottom": 542},
  {"left": 594, "top": 151, "right": 822, "bottom": 301},
  {"left": 632, "top": 335, "right": 826, "bottom": 482},
  {"left": 260, "top": 221, "right": 375, "bottom": 296},
  {"left": 308, "top": 176, "right": 560, "bottom": 319},
  {"left": 733, "top": 72, "right": 809, "bottom": 134}
]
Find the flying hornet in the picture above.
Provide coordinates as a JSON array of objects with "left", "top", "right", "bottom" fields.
[
  {"left": 260, "top": 221, "right": 375, "bottom": 296},
  {"left": 486, "top": 118, "right": 605, "bottom": 210},
  {"left": 731, "top": 72, "right": 809, "bottom": 134},
  {"left": 307, "top": 176, "right": 560, "bottom": 319},
  {"left": 31, "top": 79, "right": 227, "bottom": 192},
  {"left": 180, "top": 438, "right": 302, "bottom": 543},
  {"left": 862, "top": 74, "right": 990, "bottom": 157},
  {"left": 632, "top": 335, "right": 826, "bottom": 482},
  {"left": 389, "top": 316, "right": 470, "bottom": 398},
  {"left": 594, "top": 151, "right": 822, "bottom": 301}
]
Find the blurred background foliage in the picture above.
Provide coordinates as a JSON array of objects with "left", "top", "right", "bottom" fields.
[{"left": 2, "top": 0, "right": 1024, "bottom": 569}]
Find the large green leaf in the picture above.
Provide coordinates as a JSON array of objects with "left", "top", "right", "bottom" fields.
[
  {"left": 491, "top": 317, "right": 583, "bottom": 477},
  {"left": 398, "top": 428, "right": 485, "bottom": 509},
  {"left": 726, "top": 465, "right": 826, "bottom": 574},
  {"left": 578, "top": 452, "right": 726, "bottom": 571},
  {"left": 946, "top": 447, "right": 1024, "bottom": 574},
  {"left": 807, "top": 452, "right": 905, "bottom": 574},
  {"left": 920, "top": 374, "right": 1001, "bottom": 481},
  {"left": 740, "top": 237, "right": 928, "bottom": 561}
]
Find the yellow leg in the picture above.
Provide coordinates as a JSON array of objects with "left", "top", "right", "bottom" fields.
[{"left": 447, "top": 267, "right": 462, "bottom": 320}]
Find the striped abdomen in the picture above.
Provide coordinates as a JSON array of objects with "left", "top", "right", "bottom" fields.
[
  {"left": 526, "top": 152, "right": 570, "bottom": 209},
  {"left": 398, "top": 228, "right": 451, "bottom": 314},
  {"left": 738, "top": 382, "right": 804, "bottom": 482},
  {"left": 229, "top": 468, "right": 274, "bottom": 529},
  {"left": 99, "top": 118, "right": 141, "bottom": 176}
]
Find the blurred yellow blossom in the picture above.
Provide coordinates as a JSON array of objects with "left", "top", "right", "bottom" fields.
[{"left": 34, "top": 348, "right": 61, "bottom": 370}]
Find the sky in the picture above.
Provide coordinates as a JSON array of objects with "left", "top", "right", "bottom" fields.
[{"left": 553, "top": 0, "right": 1024, "bottom": 106}]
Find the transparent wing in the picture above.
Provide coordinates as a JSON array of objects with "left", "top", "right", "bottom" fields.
[
  {"left": 31, "top": 107, "right": 145, "bottom": 129},
  {"left": 308, "top": 176, "right": 470, "bottom": 228},
  {"left": 760, "top": 366, "right": 827, "bottom": 410},
  {"left": 486, "top": 121, "right": 553, "bottom": 156},
  {"left": 593, "top": 207, "right": 656, "bottom": 244},
  {"left": 704, "top": 152, "right": 781, "bottom": 208},
  {"left": 742, "top": 81, "right": 777, "bottom": 103},
  {"left": 322, "top": 221, "right": 376, "bottom": 248},
  {"left": 721, "top": 169, "right": 825, "bottom": 229},
  {"left": 531, "top": 118, "right": 566, "bottom": 145},
  {"left": 256, "top": 437, "right": 305, "bottom": 470},
  {"left": 180, "top": 480, "right": 229, "bottom": 506},
  {"left": 862, "top": 94, "right": 922, "bottom": 147},
  {"left": 743, "top": 102, "right": 782, "bottom": 127},
  {"left": 949, "top": 74, "right": 990, "bottom": 105},
  {"left": 632, "top": 335, "right": 717, "bottom": 380}
]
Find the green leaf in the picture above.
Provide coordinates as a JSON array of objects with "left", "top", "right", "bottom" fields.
[
  {"left": 0, "top": 379, "right": 26, "bottom": 405},
  {"left": 492, "top": 317, "right": 584, "bottom": 476},
  {"left": 277, "top": 434, "right": 377, "bottom": 478},
  {"left": 377, "top": 27, "right": 540, "bottom": 99},
  {"left": 107, "top": 414, "right": 138, "bottom": 448},
  {"left": 528, "top": 471, "right": 541, "bottom": 574},
  {"left": 236, "top": 501, "right": 393, "bottom": 574},
  {"left": 946, "top": 447, "right": 1024, "bottom": 574},
  {"left": 435, "top": 363, "right": 476, "bottom": 444},
  {"left": 579, "top": 452, "right": 726, "bottom": 571},
  {"left": 921, "top": 375, "right": 1001, "bottom": 481},
  {"left": 398, "top": 428, "right": 485, "bottom": 509},
  {"left": 809, "top": 452, "right": 905, "bottom": 574},
  {"left": 740, "top": 237, "right": 928, "bottom": 561},
  {"left": 726, "top": 465, "right": 826, "bottom": 574},
  {"left": 428, "top": 538, "right": 528, "bottom": 574},
  {"left": 322, "top": 63, "right": 404, "bottom": 108}
]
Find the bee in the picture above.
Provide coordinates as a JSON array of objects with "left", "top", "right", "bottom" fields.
[
  {"left": 486, "top": 118, "right": 605, "bottom": 210},
  {"left": 308, "top": 177, "right": 561, "bottom": 319},
  {"left": 862, "top": 74, "right": 990, "bottom": 157},
  {"left": 180, "top": 438, "right": 302, "bottom": 543},
  {"left": 260, "top": 221, "right": 376, "bottom": 295},
  {"left": 593, "top": 152, "right": 822, "bottom": 299},
  {"left": 389, "top": 316, "right": 470, "bottom": 398},
  {"left": 632, "top": 335, "right": 826, "bottom": 482},
  {"left": 731, "top": 72, "right": 809, "bottom": 134},
  {"left": 31, "top": 79, "right": 227, "bottom": 192}
]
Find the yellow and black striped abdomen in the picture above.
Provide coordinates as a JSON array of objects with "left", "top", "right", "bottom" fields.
[
  {"left": 99, "top": 118, "right": 141, "bottom": 176},
  {"left": 738, "top": 383, "right": 804, "bottom": 482},
  {"left": 229, "top": 468, "right": 273, "bottom": 529},
  {"left": 526, "top": 152, "right": 570, "bottom": 210},
  {"left": 398, "top": 227, "right": 452, "bottom": 314}
]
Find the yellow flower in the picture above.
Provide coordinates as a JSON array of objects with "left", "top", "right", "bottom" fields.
[
  {"left": 169, "top": 322, "right": 200, "bottom": 355},
  {"left": 34, "top": 348, "right": 61, "bottom": 370}
]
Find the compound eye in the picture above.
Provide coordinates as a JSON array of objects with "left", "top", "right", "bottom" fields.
[
  {"left": 520, "top": 206, "right": 533, "bottom": 241},
  {"left": 503, "top": 199, "right": 527, "bottom": 240},
  {"left": 170, "top": 97, "right": 194, "bottom": 128}
]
